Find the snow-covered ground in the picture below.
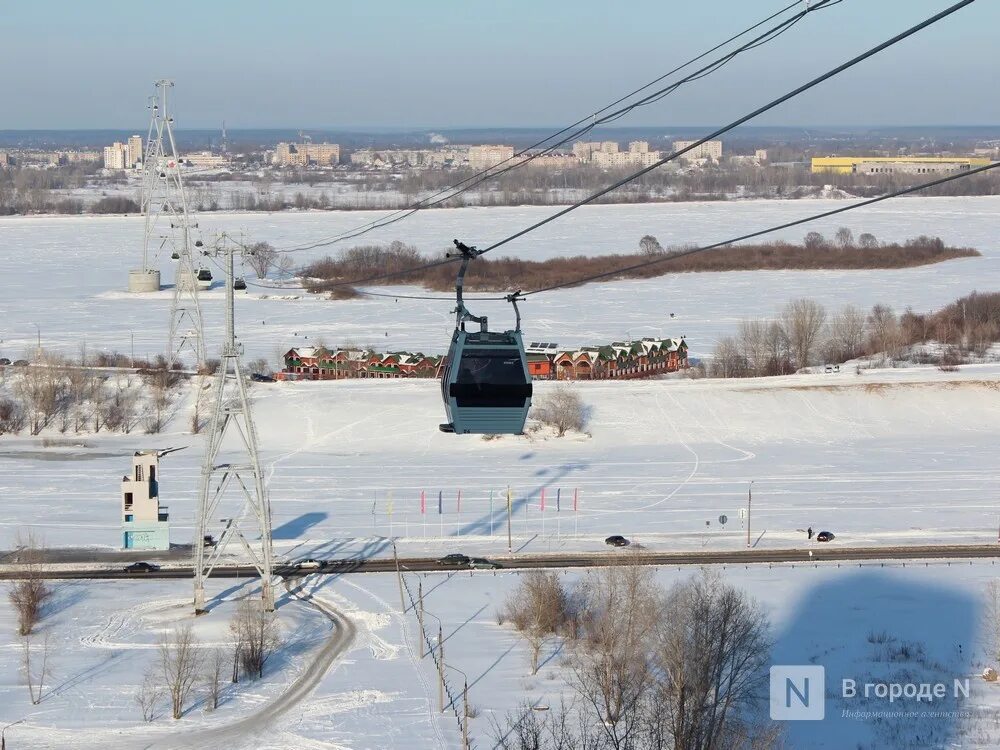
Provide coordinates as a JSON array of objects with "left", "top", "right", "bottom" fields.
[
  {"left": 0, "top": 196, "right": 997, "bottom": 361},
  {"left": 1, "top": 198, "right": 999, "bottom": 748},
  {"left": 4, "top": 563, "right": 1000, "bottom": 749}
]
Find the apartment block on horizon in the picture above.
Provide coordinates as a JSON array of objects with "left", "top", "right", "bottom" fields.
[
  {"left": 274, "top": 141, "right": 341, "bottom": 167},
  {"left": 467, "top": 144, "right": 515, "bottom": 170},
  {"left": 672, "top": 139, "right": 723, "bottom": 162}
]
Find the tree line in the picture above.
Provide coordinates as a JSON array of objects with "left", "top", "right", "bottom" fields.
[
  {"left": 711, "top": 290, "right": 1000, "bottom": 377},
  {"left": 302, "top": 232, "right": 977, "bottom": 296}
]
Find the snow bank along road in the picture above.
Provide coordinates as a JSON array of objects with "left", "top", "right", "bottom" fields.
[{"left": 4, "top": 543, "right": 1000, "bottom": 581}]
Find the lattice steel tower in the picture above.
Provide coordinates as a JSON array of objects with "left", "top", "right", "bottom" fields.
[
  {"left": 193, "top": 235, "right": 275, "bottom": 613},
  {"left": 141, "top": 79, "right": 206, "bottom": 365}
]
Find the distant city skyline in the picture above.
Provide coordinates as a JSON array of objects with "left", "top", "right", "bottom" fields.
[{"left": 1, "top": 0, "right": 997, "bottom": 130}]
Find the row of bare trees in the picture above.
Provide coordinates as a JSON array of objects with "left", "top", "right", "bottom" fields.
[
  {"left": 712, "top": 290, "right": 1000, "bottom": 377},
  {"left": 137, "top": 598, "right": 281, "bottom": 721},
  {"left": 497, "top": 565, "right": 775, "bottom": 750},
  {"left": 0, "top": 353, "right": 184, "bottom": 435}
]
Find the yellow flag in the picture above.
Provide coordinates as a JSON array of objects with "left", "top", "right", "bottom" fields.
[{"left": 387, "top": 490, "right": 394, "bottom": 517}]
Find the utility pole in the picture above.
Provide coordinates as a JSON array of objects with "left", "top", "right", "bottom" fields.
[
  {"left": 507, "top": 486, "right": 512, "bottom": 554},
  {"left": 141, "top": 79, "right": 206, "bottom": 364},
  {"left": 747, "top": 480, "right": 753, "bottom": 549},
  {"left": 193, "top": 234, "right": 274, "bottom": 613},
  {"left": 438, "top": 623, "right": 445, "bottom": 713},
  {"left": 418, "top": 580, "right": 425, "bottom": 657},
  {"left": 393, "top": 541, "right": 405, "bottom": 612},
  {"left": 462, "top": 678, "right": 470, "bottom": 750}
]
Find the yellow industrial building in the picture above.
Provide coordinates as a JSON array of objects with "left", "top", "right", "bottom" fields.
[{"left": 811, "top": 156, "right": 992, "bottom": 175}]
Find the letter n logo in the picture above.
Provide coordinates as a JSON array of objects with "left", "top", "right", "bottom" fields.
[{"left": 770, "top": 665, "right": 825, "bottom": 720}]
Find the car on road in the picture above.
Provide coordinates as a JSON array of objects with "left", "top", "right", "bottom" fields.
[
  {"left": 816, "top": 531, "right": 835, "bottom": 542},
  {"left": 438, "top": 553, "right": 470, "bottom": 566},
  {"left": 468, "top": 557, "right": 502, "bottom": 570},
  {"left": 124, "top": 561, "right": 160, "bottom": 573},
  {"left": 250, "top": 373, "right": 276, "bottom": 382},
  {"left": 296, "top": 558, "right": 324, "bottom": 569},
  {"left": 605, "top": 535, "right": 630, "bottom": 547},
  {"left": 0, "top": 358, "right": 10, "bottom": 366}
]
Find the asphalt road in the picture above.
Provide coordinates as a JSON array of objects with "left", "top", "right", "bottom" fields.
[{"left": 3, "top": 543, "right": 999, "bottom": 580}]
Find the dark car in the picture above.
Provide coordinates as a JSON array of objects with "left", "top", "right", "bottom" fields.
[
  {"left": 438, "top": 553, "right": 470, "bottom": 566},
  {"left": 605, "top": 535, "right": 630, "bottom": 547},
  {"left": 250, "top": 373, "right": 275, "bottom": 382},
  {"left": 816, "top": 531, "right": 835, "bottom": 542},
  {"left": 12, "top": 359, "right": 29, "bottom": 367},
  {"left": 124, "top": 561, "right": 160, "bottom": 573},
  {"left": 468, "top": 557, "right": 502, "bottom": 570},
  {"left": 0, "top": 358, "right": 10, "bottom": 366}
]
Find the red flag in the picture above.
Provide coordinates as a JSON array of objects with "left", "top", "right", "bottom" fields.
[
  {"left": 540, "top": 488, "right": 545, "bottom": 512},
  {"left": 573, "top": 488, "right": 578, "bottom": 512},
  {"left": 420, "top": 490, "right": 426, "bottom": 514}
]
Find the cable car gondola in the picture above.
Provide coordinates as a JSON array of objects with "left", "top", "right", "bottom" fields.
[
  {"left": 234, "top": 277, "right": 247, "bottom": 291},
  {"left": 439, "top": 240, "right": 532, "bottom": 435},
  {"left": 196, "top": 268, "right": 213, "bottom": 290}
]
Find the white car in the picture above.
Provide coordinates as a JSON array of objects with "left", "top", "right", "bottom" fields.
[{"left": 296, "top": 559, "right": 323, "bottom": 569}]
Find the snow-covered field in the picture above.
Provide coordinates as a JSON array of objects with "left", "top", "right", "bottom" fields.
[
  {"left": 0, "top": 196, "right": 997, "bottom": 360},
  {"left": 1, "top": 198, "right": 999, "bottom": 748}
]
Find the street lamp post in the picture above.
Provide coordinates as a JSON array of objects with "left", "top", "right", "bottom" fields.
[
  {"left": 445, "top": 664, "right": 471, "bottom": 749},
  {"left": 130, "top": 330, "right": 135, "bottom": 369},
  {"left": 3, "top": 719, "right": 25, "bottom": 750},
  {"left": 746, "top": 481, "right": 753, "bottom": 548}
]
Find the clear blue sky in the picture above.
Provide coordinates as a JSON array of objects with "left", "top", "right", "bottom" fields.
[{"left": 0, "top": 0, "right": 995, "bottom": 129}]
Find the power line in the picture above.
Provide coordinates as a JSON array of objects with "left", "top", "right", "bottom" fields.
[
  {"left": 287, "top": 0, "right": 979, "bottom": 296},
  {"left": 477, "top": 0, "right": 977, "bottom": 257},
  {"left": 520, "top": 161, "right": 999, "bottom": 297},
  {"left": 271, "top": 0, "right": 840, "bottom": 254}
]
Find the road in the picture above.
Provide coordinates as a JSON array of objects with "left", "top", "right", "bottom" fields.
[
  {"left": 145, "top": 579, "right": 356, "bottom": 750},
  {"left": 3, "top": 543, "right": 999, "bottom": 580}
]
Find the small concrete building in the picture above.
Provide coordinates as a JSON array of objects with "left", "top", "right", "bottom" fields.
[{"left": 121, "top": 451, "right": 169, "bottom": 550}]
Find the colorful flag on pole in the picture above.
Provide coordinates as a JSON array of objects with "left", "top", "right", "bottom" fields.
[
  {"left": 457, "top": 489, "right": 462, "bottom": 513},
  {"left": 507, "top": 486, "right": 512, "bottom": 511},
  {"left": 557, "top": 488, "right": 561, "bottom": 512},
  {"left": 420, "top": 490, "right": 426, "bottom": 514},
  {"left": 540, "top": 488, "right": 545, "bottom": 512},
  {"left": 573, "top": 487, "right": 578, "bottom": 512},
  {"left": 387, "top": 491, "right": 394, "bottom": 517},
  {"left": 438, "top": 490, "right": 443, "bottom": 515}
]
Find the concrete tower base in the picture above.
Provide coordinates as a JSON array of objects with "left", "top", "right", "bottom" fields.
[{"left": 128, "top": 269, "right": 162, "bottom": 293}]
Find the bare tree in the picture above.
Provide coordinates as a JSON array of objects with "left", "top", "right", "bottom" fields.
[
  {"left": 803, "top": 231, "right": 825, "bottom": 250},
  {"left": 245, "top": 241, "right": 277, "bottom": 278},
  {"left": 0, "top": 397, "right": 26, "bottom": 434},
  {"left": 22, "top": 633, "right": 52, "bottom": 705},
  {"left": 503, "top": 571, "right": 568, "bottom": 674},
  {"left": 710, "top": 336, "right": 749, "bottom": 378},
  {"left": 639, "top": 235, "right": 664, "bottom": 256},
  {"left": 867, "top": 304, "right": 902, "bottom": 360},
  {"left": 834, "top": 227, "right": 854, "bottom": 248},
  {"left": 8, "top": 531, "right": 52, "bottom": 636},
  {"left": 653, "top": 570, "right": 771, "bottom": 750},
  {"left": 158, "top": 623, "right": 201, "bottom": 719},
  {"left": 571, "top": 561, "right": 664, "bottom": 749},
  {"left": 12, "top": 357, "right": 66, "bottom": 435},
  {"left": 533, "top": 386, "right": 586, "bottom": 436},
  {"left": 858, "top": 232, "right": 878, "bottom": 249},
  {"left": 780, "top": 298, "right": 827, "bottom": 369},
  {"left": 142, "top": 365, "right": 181, "bottom": 434},
  {"left": 825, "top": 305, "right": 867, "bottom": 363},
  {"left": 136, "top": 671, "right": 163, "bottom": 721},
  {"left": 204, "top": 647, "right": 226, "bottom": 712},
  {"left": 229, "top": 598, "right": 281, "bottom": 680}
]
